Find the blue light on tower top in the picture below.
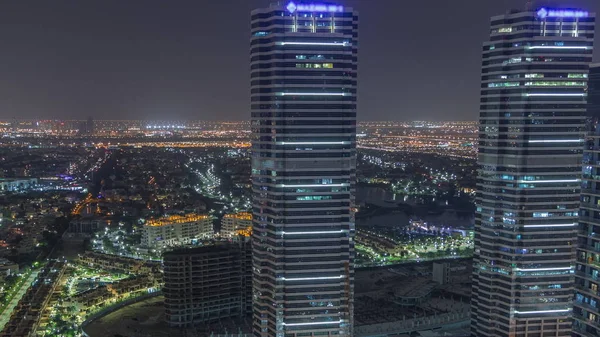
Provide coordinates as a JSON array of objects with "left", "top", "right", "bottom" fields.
[
  {"left": 286, "top": 2, "right": 344, "bottom": 13},
  {"left": 287, "top": 2, "right": 297, "bottom": 13},
  {"left": 537, "top": 8, "right": 589, "bottom": 19}
]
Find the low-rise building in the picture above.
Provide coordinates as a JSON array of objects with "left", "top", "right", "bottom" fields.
[
  {"left": 0, "top": 258, "right": 18, "bottom": 278},
  {"left": 141, "top": 214, "right": 213, "bottom": 248},
  {"left": 68, "top": 219, "right": 107, "bottom": 234},
  {"left": 77, "top": 251, "right": 161, "bottom": 275},
  {"left": 220, "top": 212, "right": 251, "bottom": 237},
  {"left": 0, "top": 178, "right": 38, "bottom": 192}
]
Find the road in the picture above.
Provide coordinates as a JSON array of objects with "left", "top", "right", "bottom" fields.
[{"left": 0, "top": 270, "right": 40, "bottom": 332}]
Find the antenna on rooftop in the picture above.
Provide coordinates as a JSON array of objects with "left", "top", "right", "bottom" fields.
[{"left": 526, "top": 0, "right": 533, "bottom": 11}]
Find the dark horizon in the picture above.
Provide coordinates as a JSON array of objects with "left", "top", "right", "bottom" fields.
[{"left": 0, "top": 0, "right": 597, "bottom": 121}]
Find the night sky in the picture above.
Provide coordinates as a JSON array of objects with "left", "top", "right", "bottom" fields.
[{"left": 0, "top": 0, "right": 598, "bottom": 121}]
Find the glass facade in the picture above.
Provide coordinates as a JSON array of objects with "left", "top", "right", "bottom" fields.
[
  {"left": 472, "top": 8, "right": 595, "bottom": 337},
  {"left": 574, "top": 65, "right": 600, "bottom": 336},
  {"left": 250, "top": 3, "right": 358, "bottom": 337}
]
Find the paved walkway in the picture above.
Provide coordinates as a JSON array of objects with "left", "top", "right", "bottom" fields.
[{"left": 0, "top": 270, "right": 39, "bottom": 331}]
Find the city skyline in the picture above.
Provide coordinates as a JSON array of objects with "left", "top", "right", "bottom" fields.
[
  {"left": 3, "top": 1, "right": 600, "bottom": 337},
  {"left": 0, "top": 0, "right": 597, "bottom": 122}
]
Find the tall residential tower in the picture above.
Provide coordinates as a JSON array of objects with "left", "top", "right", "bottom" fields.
[
  {"left": 574, "top": 64, "right": 600, "bottom": 336},
  {"left": 472, "top": 7, "right": 595, "bottom": 337},
  {"left": 250, "top": 2, "right": 358, "bottom": 336}
]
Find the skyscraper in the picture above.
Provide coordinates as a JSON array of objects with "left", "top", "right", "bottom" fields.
[
  {"left": 250, "top": 2, "right": 358, "bottom": 336},
  {"left": 574, "top": 64, "right": 600, "bottom": 336},
  {"left": 472, "top": 7, "right": 595, "bottom": 336}
]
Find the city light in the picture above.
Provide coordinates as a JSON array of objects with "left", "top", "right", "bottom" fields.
[
  {"left": 277, "top": 141, "right": 349, "bottom": 145},
  {"left": 283, "top": 320, "right": 342, "bottom": 326},
  {"left": 279, "top": 41, "right": 350, "bottom": 46},
  {"left": 514, "top": 309, "right": 571, "bottom": 314},
  {"left": 515, "top": 267, "right": 572, "bottom": 271},
  {"left": 528, "top": 139, "right": 583, "bottom": 143},
  {"left": 278, "top": 92, "right": 346, "bottom": 96},
  {"left": 283, "top": 230, "right": 344, "bottom": 235},
  {"left": 515, "top": 179, "right": 580, "bottom": 183},
  {"left": 277, "top": 183, "right": 349, "bottom": 187},
  {"left": 281, "top": 276, "right": 343, "bottom": 281},
  {"left": 526, "top": 46, "right": 589, "bottom": 50},
  {"left": 524, "top": 223, "right": 577, "bottom": 228},
  {"left": 525, "top": 93, "right": 586, "bottom": 97}
]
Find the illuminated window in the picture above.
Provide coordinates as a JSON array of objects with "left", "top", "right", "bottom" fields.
[
  {"left": 296, "top": 196, "right": 333, "bottom": 201},
  {"left": 488, "top": 82, "right": 519, "bottom": 88},
  {"left": 498, "top": 27, "right": 512, "bottom": 33},
  {"left": 503, "top": 57, "right": 522, "bottom": 65},
  {"left": 525, "top": 74, "right": 544, "bottom": 78},
  {"left": 568, "top": 73, "right": 588, "bottom": 78},
  {"left": 524, "top": 81, "right": 585, "bottom": 86},
  {"left": 295, "top": 63, "right": 333, "bottom": 69}
]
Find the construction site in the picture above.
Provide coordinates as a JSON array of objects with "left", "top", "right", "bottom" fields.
[{"left": 82, "top": 258, "right": 472, "bottom": 337}]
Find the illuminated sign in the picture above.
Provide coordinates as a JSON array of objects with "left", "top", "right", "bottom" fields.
[
  {"left": 286, "top": 2, "right": 344, "bottom": 13},
  {"left": 537, "top": 8, "right": 589, "bottom": 18},
  {"left": 287, "top": 2, "right": 297, "bottom": 13}
]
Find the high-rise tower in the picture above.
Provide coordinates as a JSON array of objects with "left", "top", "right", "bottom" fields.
[
  {"left": 250, "top": 2, "right": 358, "bottom": 336},
  {"left": 574, "top": 64, "right": 600, "bottom": 336},
  {"left": 472, "top": 7, "right": 595, "bottom": 336}
]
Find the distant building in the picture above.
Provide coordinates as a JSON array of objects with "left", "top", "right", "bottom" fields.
[
  {"left": 0, "top": 178, "right": 38, "bottom": 192},
  {"left": 163, "top": 237, "right": 252, "bottom": 327},
  {"left": 68, "top": 219, "right": 107, "bottom": 234},
  {"left": 221, "top": 212, "right": 252, "bottom": 237},
  {"left": 0, "top": 258, "right": 18, "bottom": 279},
  {"left": 141, "top": 214, "right": 213, "bottom": 248},
  {"left": 77, "top": 251, "right": 161, "bottom": 275},
  {"left": 86, "top": 116, "right": 94, "bottom": 135}
]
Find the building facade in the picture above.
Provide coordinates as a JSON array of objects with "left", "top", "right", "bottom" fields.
[
  {"left": 574, "top": 64, "right": 600, "bottom": 336},
  {"left": 141, "top": 214, "right": 213, "bottom": 248},
  {"left": 472, "top": 7, "right": 595, "bottom": 336},
  {"left": 221, "top": 212, "right": 253, "bottom": 237},
  {"left": 0, "top": 178, "right": 38, "bottom": 192},
  {"left": 163, "top": 238, "right": 252, "bottom": 327},
  {"left": 250, "top": 2, "right": 358, "bottom": 336}
]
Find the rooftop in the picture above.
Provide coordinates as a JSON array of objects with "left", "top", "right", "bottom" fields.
[
  {"left": 223, "top": 212, "right": 252, "bottom": 221},
  {"left": 235, "top": 226, "right": 252, "bottom": 237},
  {"left": 145, "top": 214, "right": 210, "bottom": 227},
  {"left": 164, "top": 241, "right": 242, "bottom": 256}
]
